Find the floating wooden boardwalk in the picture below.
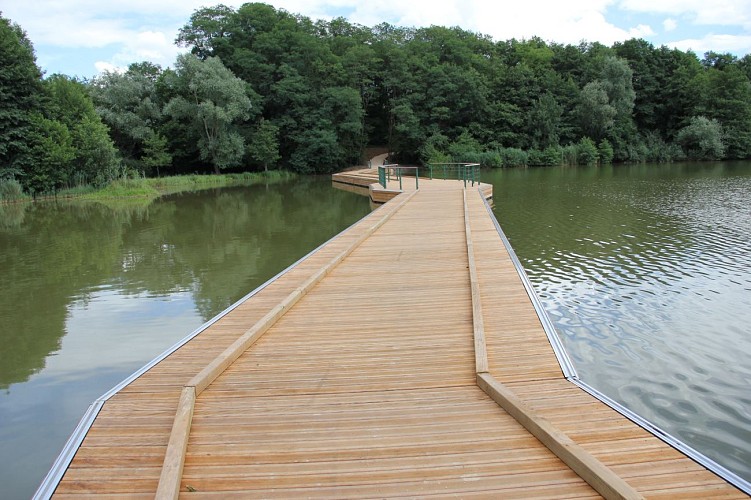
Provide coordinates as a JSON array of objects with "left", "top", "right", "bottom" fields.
[{"left": 37, "top": 170, "right": 749, "bottom": 498}]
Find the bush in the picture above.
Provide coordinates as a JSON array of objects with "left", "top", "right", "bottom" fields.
[
  {"left": 577, "top": 137, "right": 599, "bottom": 165},
  {"left": 528, "top": 147, "right": 562, "bottom": 166},
  {"left": 598, "top": 139, "right": 614, "bottom": 164},
  {"left": 450, "top": 150, "right": 482, "bottom": 164},
  {"left": 676, "top": 116, "right": 725, "bottom": 160},
  {"left": 0, "top": 178, "right": 26, "bottom": 201},
  {"left": 499, "top": 148, "right": 528, "bottom": 167},
  {"left": 561, "top": 144, "right": 578, "bottom": 165},
  {"left": 478, "top": 151, "right": 502, "bottom": 168}
]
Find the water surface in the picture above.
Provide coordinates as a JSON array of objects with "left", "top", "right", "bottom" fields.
[
  {"left": 484, "top": 162, "right": 751, "bottom": 482},
  {"left": 0, "top": 177, "right": 370, "bottom": 499}
]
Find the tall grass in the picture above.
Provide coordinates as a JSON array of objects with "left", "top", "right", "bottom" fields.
[
  {"left": 0, "top": 178, "right": 28, "bottom": 202},
  {"left": 78, "top": 170, "right": 296, "bottom": 200}
]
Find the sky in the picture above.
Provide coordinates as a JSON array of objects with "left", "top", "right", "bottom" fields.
[{"left": 3, "top": 0, "right": 751, "bottom": 78}]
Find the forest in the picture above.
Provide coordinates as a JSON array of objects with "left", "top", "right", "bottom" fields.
[{"left": 2, "top": 3, "right": 751, "bottom": 196}]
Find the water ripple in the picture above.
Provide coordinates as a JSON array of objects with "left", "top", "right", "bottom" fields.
[{"left": 488, "top": 163, "right": 751, "bottom": 482}]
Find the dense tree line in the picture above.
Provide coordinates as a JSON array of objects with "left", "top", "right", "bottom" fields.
[{"left": 2, "top": 5, "right": 751, "bottom": 195}]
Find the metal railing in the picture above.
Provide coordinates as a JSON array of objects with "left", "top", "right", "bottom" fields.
[
  {"left": 378, "top": 164, "right": 419, "bottom": 190},
  {"left": 427, "top": 163, "right": 481, "bottom": 187}
]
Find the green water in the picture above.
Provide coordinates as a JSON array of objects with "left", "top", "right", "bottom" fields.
[
  {"left": 0, "top": 177, "right": 370, "bottom": 499},
  {"left": 484, "top": 162, "right": 751, "bottom": 484}
]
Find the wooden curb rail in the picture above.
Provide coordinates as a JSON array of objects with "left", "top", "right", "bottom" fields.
[
  {"left": 155, "top": 189, "right": 419, "bottom": 500},
  {"left": 463, "top": 188, "right": 644, "bottom": 500},
  {"left": 462, "top": 189, "right": 489, "bottom": 374}
]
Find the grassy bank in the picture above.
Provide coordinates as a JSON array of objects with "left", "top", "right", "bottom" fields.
[
  {"left": 0, "top": 171, "right": 296, "bottom": 205},
  {"left": 79, "top": 170, "right": 296, "bottom": 200}
]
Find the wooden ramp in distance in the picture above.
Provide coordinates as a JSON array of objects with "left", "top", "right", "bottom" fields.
[{"left": 46, "top": 176, "right": 747, "bottom": 499}]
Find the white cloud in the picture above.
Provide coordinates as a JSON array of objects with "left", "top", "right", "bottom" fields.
[
  {"left": 669, "top": 33, "right": 751, "bottom": 55},
  {"left": 94, "top": 61, "right": 124, "bottom": 74},
  {"left": 663, "top": 18, "right": 678, "bottom": 32},
  {"left": 329, "top": 0, "right": 652, "bottom": 47},
  {"left": 617, "top": 0, "right": 751, "bottom": 28}
]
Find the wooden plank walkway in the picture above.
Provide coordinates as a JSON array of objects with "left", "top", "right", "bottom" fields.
[{"left": 43, "top": 172, "right": 747, "bottom": 498}]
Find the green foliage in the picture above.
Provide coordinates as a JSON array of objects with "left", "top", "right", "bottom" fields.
[
  {"left": 597, "top": 139, "right": 614, "bottom": 164},
  {"left": 420, "top": 133, "right": 451, "bottom": 164},
  {"left": 250, "top": 119, "right": 281, "bottom": 172},
  {"left": 22, "top": 113, "right": 76, "bottom": 194},
  {"left": 576, "top": 137, "right": 599, "bottom": 165},
  {"left": 499, "top": 148, "right": 528, "bottom": 167},
  {"left": 691, "top": 66, "right": 751, "bottom": 159},
  {"left": 164, "top": 54, "right": 253, "bottom": 174},
  {"left": 89, "top": 63, "right": 165, "bottom": 171},
  {"left": 8, "top": 8, "right": 751, "bottom": 184},
  {"left": 142, "top": 133, "right": 172, "bottom": 176},
  {"left": 0, "top": 14, "right": 42, "bottom": 175},
  {"left": 528, "top": 146, "right": 562, "bottom": 166},
  {"left": 528, "top": 92, "right": 562, "bottom": 149},
  {"left": 676, "top": 116, "right": 725, "bottom": 160},
  {"left": 478, "top": 151, "right": 502, "bottom": 168},
  {"left": 448, "top": 132, "right": 483, "bottom": 163},
  {"left": 0, "top": 178, "right": 26, "bottom": 201},
  {"left": 576, "top": 81, "right": 616, "bottom": 141}
]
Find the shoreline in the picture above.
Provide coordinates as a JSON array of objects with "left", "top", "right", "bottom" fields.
[{"left": 0, "top": 171, "right": 296, "bottom": 206}]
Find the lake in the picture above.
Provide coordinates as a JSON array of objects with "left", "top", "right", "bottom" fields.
[
  {"left": 484, "top": 161, "right": 751, "bottom": 483},
  {"left": 1, "top": 163, "right": 749, "bottom": 498}
]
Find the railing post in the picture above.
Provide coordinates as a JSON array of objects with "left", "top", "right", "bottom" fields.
[{"left": 416, "top": 168, "right": 419, "bottom": 189}]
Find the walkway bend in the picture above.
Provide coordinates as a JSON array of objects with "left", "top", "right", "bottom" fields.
[{"left": 38, "top": 172, "right": 748, "bottom": 498}]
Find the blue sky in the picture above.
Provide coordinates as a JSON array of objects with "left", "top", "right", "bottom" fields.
[{"left": 3, "top": 0, "right": 750, "bottom": 78}]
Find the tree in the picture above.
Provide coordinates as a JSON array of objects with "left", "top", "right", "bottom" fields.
[
  {"left": 23, "top": 114, "right": 75, "bottom": 193},
  {"left": 141, "top": 132, "right": 172, "bottom": 177},
  {"left": 528, "top": 92, "right": 562, "bottom": 149},
  {"left": 576, "top": 81, "right": 616, "bottom": 141},
  {"left": 676, "top": 116, "right": 724, "bottom": 160},
  {"left": 0, "top": 14, "right": 42, "bottom": 178},
  {"left": 164, "top": 54, "right": 253, "bottom": 174},
  {"left": 89, "top": 63, "right": 164, "bottom": 170},
  {"left": 44, "top": 75, "right": 120, "bottom": 186},
  {"left": 691, "top": 66, "right": 751, "bottom": 159},
  {"left": 250, "top": 119, "right": 280, "bottom": 172},
  {"left": 175, "top": 4, "right": 237, "bottom": 59}
]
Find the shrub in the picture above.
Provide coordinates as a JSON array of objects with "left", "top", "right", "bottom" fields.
[
  {"left": 499, "top": 148, "right": 528, "bottom": 167},
  {"left": 478, "top": 151, "right": 502, "bottom": 168},
  {"left": 0, "top": 178, "right": 26, "bottom": 201},
  {"left": 450, "top": 150, "right": 482, "bottom": 164},
  {"left": 676, "top": 116, "right": 725, "bottom": 160},
  {"left": 528, "top": 147, "right": 562, "bottom": 166},
  {"left": 598, "top": 139, "right": 614, "bottom": 164},
  {"left": 561, "top": 144, "right": 578, "bottom": 165},
  {"left": 577, "top": 137, "right": 599, "bottom": 165}
]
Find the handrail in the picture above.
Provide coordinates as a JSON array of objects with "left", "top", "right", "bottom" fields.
[
  {"left": 427, "top": 162, "right": 481, "bottom": 187},
  {"left": 378, "top": 164, "right": 419, "bottom": 190}
]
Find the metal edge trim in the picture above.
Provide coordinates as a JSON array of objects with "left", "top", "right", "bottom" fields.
[
  {"left": 478, "top": 189, "right": 578, "bottom": 378},
  {"left": 32, "top": 400, "right": 105, "bottom": 500},
  {"left": 33, "top": 202, "right": 384, "bottom": 499},
  {"left": 572, "top": 379, "right": 751, "bottom": 495}
]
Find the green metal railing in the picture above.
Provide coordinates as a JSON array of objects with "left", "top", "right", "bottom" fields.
[
  {"left": 378, "top": 164, "right": 420, "bottom": 190},
  {"left": 427, "top": 163, "right": 481, "bottom": 187}
]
